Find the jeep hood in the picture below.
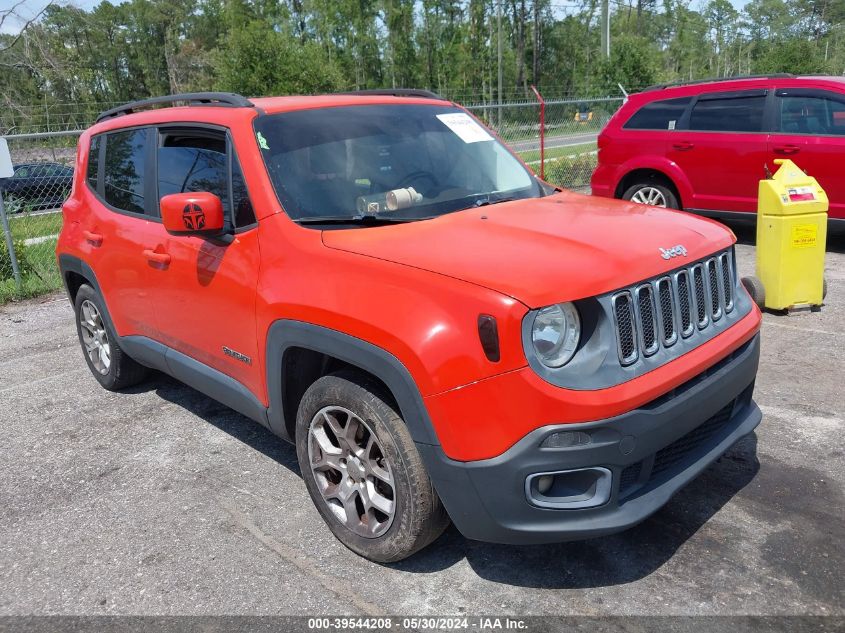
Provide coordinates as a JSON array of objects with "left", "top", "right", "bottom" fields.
[{"left": 321, "top": 191, "right": 735, "bottom": 308}]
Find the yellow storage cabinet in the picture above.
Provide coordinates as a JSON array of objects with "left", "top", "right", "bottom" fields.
[{"left": 756, "top": 159, "right": 827, "bottom": 310}]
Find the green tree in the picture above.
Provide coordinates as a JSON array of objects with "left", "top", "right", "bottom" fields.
[
  {"left": 597, "top": 35, "right": 660, "bottom": 91},
  {"left": 216, "top": 20, "right": 345, "bottom": 96}
]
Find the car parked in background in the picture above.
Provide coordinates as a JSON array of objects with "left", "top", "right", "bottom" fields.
[
  {"left": 590, "top": 75, "right": 845, "bottom": 223},
  {"left": 3, "top": 162, "right": 74, "bottom": 212}
]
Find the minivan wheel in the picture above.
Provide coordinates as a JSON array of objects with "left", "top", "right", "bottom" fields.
[
  {"left": 295, "top": 370, "right": 449, "bottom": 563},
  {"left": 73, "top": 284, "right": 148, "bottom": 391},
  {"left": 622, "top": 182, "right": 679, "bottom": 209}
]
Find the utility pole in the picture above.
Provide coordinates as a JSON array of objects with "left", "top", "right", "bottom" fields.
[
  {"left": 601, "top": 0, "right": 610, "bottom": 59},
  {"left": 497, "top": 0, "right": 503, "bottom": 128}
]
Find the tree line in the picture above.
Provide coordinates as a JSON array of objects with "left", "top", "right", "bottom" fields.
[{"left": 1, "top": 0, "right": 843, "bottom": 117}]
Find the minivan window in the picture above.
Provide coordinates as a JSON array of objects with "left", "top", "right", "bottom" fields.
[
  {"left": 624, "top": 97, "right": 691, "bottom": 130},
  {"left": 778, "top": 93, "right": 845, "bottom": 136},
  {"left": 103, "top": 128, "right": 148, "bottom": 214},
  {"left": 688, "top": 95, "right": 767, "bottom": 133}
]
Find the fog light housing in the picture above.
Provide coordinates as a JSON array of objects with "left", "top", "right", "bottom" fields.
[
  {"left": 536, "top": 475, "right": 554, "bottom": 494},
  {"left": 541, "top": 431, "right": 591, "bottom": 449},
  {"left": 525, "top": 467, "right": 612, "bottom": 509}
]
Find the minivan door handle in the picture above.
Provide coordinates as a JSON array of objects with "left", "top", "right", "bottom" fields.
[
  {"left": 142, "top": 249, "right": 171, "bottom": 266},
  {"left": 83, "top": 230, "right": 103, "bottom": 246},
  {"left": 774, "top": 145, "right": 800, "bottom": 155},
  {"left": 672, "top": 141, "right": 695, "bottom": 151}
]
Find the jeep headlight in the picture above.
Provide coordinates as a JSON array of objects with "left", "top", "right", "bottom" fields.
[{"left": 531, "top": 302, "right": 581, "bottom": 368}]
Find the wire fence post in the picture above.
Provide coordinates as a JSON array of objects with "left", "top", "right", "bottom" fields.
[
  {"left": 530, "top": 85, "right": 545, "bottom": 180},
  {"left": 0, "top": 186, "right": 23, "bottom": 290}
]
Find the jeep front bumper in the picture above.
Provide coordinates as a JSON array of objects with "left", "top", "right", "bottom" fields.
[{"left": 418, "top": 334, "right": 761, "bottom": 544}]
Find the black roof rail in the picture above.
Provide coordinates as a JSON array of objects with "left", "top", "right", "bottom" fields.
[
  {"left": 96, "top": 92, "right": 255, "bottom": 123},
  {"left": 643, "top": 74, "right": 794, "bottom": 92},
  {"left": 340, "top": 88, "right": 448, "bottom": 101}
]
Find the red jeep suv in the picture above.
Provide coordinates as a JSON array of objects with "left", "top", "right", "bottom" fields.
[
  {"left": 591, "top": 75, "right": 845, "bottom": 223},
  {"left": 57, "top": 91, "right": 762, "bottom": 562}
]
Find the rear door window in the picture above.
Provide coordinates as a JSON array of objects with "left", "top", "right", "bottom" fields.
[
  {"left": 688, "top": 93, "right": 767, "bottom": 133},
  {"left": 103, "top": 128, "right": 148, "bottom": 214},
  {"left": 777, "top": 92, "right": 845, "bottom": 136},
  {"left": 624, "top": 97, "right": 691, "bottom": 130}
]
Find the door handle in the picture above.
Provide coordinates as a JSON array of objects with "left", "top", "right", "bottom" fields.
[
  {"left": 83, "top": 230, "right": 103, "bottom": 246},
  {"left": 774, "top": 145, "right": 800, "bottom": 155},
  {"left": 672, "top": 141, "right": 695, "bottom": 151},
  {"left": 142, "top": 249, "right": 171, "bottom": 266}
]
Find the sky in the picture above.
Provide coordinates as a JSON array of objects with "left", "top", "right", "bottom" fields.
[{"left": 1, "top": 0, "right": 753, "bottom": 36}]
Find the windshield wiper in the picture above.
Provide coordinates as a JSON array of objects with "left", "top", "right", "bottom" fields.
[
  {"left": 294, "top": 215, "right": 418, "bottom": 225},
  {"left": 469, "top": 194, "right": 517, "bottom": 209}
]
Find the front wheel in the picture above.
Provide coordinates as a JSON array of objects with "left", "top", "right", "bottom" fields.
[
  {"left": 295, "top": 371, "right": 449, "bottom": 562},
  {"left": 622, "top": 182, "right": 679, "bottom": 209}
]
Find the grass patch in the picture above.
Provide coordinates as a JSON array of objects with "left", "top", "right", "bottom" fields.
[
  {"left": 1, "top": 237, "right": 62, "bottom": 304},
  {"left": 543, "top": 153, "right": 598, "bottom": 190},
  {"left": 8, "top": 211, "right": 63, "bottom": 241},
  {"left": 518, "top": 142, "right": 597, "bottom": 164}
]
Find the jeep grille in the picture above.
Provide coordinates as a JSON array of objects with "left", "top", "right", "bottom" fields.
[{"left": 611, "top": 250, "right": 736, "bottom": 366}]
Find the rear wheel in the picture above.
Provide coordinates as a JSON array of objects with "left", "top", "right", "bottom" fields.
[
  {"left": 295, "top": 371, "right": 449, "bottom": 562},
  {"left": 622, "top": 182, "right": 679, "bottom": 209},
  {"left": 74, "top": 284, "right": 148, "bottom": 391}
]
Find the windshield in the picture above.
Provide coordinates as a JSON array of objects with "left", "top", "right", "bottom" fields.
[{"left": 253, "top": 104, "right": 542, "bottom": 223}]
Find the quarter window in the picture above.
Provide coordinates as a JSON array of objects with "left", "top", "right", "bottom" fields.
[
  {"left": 778, "top": 94, "right": 845, "bottom": 136},
  {"left": 103, "top": 128, "right": 148, "bottom": 214},
  {"left": 688, "top": 95, "right": 767, "bottom": 133},
  {"left": 87, "top": 136, "right": 101, "bottom": 190},
  {"left": 231, "top": 153, "right": 256, "bottom": 227},
  {"left": 624, "top": 97, "right": 691, "bottom": 130}
]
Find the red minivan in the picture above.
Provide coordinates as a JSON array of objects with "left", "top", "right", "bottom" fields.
[{"left": 591, "top": 75, "right": 845, "bottom": 223}]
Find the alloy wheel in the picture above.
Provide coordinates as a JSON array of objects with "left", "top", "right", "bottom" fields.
[
  {"left": 79, "top": 299, "right": 111, "bottom": 374},
  {"left": 630, "top": 186, "right": 668, "bottom": 207},
  {"left": 307, "top": 406, "right": 396, "bottom": 538}
]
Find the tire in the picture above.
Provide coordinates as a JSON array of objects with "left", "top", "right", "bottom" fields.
[
  {"left": 295, "top": 370, "right": 449, "bottom": 563},
  {"left": 74, "top": 284, "right": 148, "bottom": 391},
  {"left": 741, "top": 276, "right": 765, "bottom": 309},
  {"left": 622, "top": 181, "right": 680, "bottom": 209}
]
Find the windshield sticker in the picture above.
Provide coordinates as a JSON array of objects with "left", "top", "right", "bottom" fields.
[
  {"left": 436, "top": 113, "right": 494, "bottom": 144},
  {"left": 257, "top": 131, "right": 270, "bottom": 150}
]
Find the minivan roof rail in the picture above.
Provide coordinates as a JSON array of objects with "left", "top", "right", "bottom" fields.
[
  {"left": 96, "top": 92, "right": 255, "bottom": 123},
  {"left": 340, "top": 88, "right": 448, "bottom": 100},
  {"left": 643, "top": 74, "right": 794, "bottom": 92}
]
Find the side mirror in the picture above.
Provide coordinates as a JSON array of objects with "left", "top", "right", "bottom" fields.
[{"left": 160, "top": 192, "right": 225, "bottom": 236}]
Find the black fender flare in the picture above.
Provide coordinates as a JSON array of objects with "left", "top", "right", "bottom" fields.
[
  {"left": 58, "top": 254, "right": 103, "bottom": 304},
  {"left": 57, "top": 254, "right": 122, "bottom": 338},
  {"left": 264, "top": 320, "right": 441, "bottom": 447}
]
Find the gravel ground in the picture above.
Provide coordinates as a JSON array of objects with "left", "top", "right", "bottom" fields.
[{"left": 0, "top": 228, "right": 843, "bottom": 619}]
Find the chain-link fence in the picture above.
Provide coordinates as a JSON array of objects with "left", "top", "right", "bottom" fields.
[
  {"left": 0, "top": 132, "right": 76, "bottom": 302},
  {"left": 0, "top": 93, "right": 623, "bottom": 303},
  {"left": 465, "top": 95, "right": 623, "bottom": 192}
]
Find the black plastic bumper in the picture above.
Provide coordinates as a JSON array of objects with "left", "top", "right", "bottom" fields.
[{"left": 419, "top": 334, "right": 761, "bottom": 544}]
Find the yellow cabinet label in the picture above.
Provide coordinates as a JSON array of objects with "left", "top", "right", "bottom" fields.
[{"left": 791, "top": 224, "right": 818, "bottom": 249}]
